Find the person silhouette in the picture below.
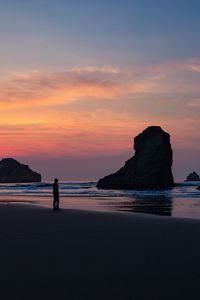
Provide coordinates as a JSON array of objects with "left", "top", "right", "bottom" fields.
[{"left": 53, "top": 178, "right": 60, "bottom": 210}]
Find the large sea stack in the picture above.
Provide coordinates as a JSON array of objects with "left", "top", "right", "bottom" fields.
[
  {"left": 0, "top": 158, "right": 41, "bottom": 183},
  {"left": 97, "top": 126, "right": 174, "bottom": 189}
]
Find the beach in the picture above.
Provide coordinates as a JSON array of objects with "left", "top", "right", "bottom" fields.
[{"left": 0, "top": 204, "right": 199, "bottom": 300}]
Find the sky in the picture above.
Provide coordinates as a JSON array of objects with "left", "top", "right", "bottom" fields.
[{"left": 0, "top": 0, "right": 200, "bottom": 181}]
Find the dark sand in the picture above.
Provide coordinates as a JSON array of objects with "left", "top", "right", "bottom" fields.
[{"left": 0, "top": 204, "right": 199, "bottom": 300}]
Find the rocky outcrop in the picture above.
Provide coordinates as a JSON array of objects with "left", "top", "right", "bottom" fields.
[
  {"left": 97, "top": 126, "right": 174, "bottom": 189},
  {"left": 185, "top": 171, "right": 200, "bottom": 182},
  {"left": 0, "top": 158, "right": 41, "bottom": 183}
]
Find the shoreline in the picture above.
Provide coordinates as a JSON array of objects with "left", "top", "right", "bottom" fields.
[
  {"left": 0, "top": 204, "right": 199, "bottom": 299},
  {"left": 1, "top": 180, "right": 200, "bottom": 220},
  {"left": 0, "top": 198, "right": 200, "bottom": 221}
]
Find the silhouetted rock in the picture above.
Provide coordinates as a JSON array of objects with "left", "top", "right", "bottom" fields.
[
  {"left": 97, "top": 126, "right": 174, "bottom": 189},
  {"left": 185, "top": 171, "right": 200, "bottom": 182},
  {"left": 0, "top": 158, "right": 41, "bottom": 183}
]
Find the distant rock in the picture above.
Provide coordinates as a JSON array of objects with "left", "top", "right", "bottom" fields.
[
  {"left": 97, "top": 126, "right": 174, "bottom": 189},
  {"left": 0, "top": 158, "right": 41, "bottom": 183},
  {"left": 185, "top": 171, "right": 200, "bottom": 182}
]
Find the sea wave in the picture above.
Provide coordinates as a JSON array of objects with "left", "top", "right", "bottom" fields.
[{"left": 0, "top": 181, "right": 199, "bottom": 199}]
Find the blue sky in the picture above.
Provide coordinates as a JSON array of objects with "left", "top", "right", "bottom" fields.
[{"left": 1, "top": 0, "right": 200, "bottom": 71}]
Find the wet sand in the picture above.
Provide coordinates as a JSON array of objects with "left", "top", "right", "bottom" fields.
[{"left": 0, "top": 204, "right": 199, "bottom": 300}]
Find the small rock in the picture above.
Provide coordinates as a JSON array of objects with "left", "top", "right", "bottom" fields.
[
  {"left": 0, "top": 158, "right": 41, "bottom": 183},
  {"left": 185, "top": 171, "right": 200, "bottom": 182}
]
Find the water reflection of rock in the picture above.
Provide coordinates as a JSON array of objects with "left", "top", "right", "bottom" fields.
[{"left": 116, "top": 196, "right": 173, "bottom": 216}]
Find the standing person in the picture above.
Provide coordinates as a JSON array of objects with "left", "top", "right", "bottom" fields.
[{"left": 53, "top": 178, "right": 60, "bottom": 210}]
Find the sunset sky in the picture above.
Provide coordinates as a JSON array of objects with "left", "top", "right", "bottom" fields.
[{"left": 1, "top": 0, "right": 200, "bottom": 180}]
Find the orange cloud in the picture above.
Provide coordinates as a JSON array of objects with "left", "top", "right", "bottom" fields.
[
  {"left": 0, "top": 64, "right": 172, "bottom": 108},
  {"left": 1, "top": 60, "right": 199, "bottom": 109},
  {"left": 1, "top": 60, "right": 200, "bottom": 159},
  {"left": 0, "top": 69, "right": 121, "bottom": 107}
]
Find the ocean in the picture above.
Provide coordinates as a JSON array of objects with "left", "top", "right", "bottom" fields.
[{"left": 0, "top": 181, "right": 200, "bottom": 219}]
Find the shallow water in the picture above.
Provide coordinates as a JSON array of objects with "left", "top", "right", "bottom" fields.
[{"left": 0, "top": 181, "right": 200, "bottom": 219}]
